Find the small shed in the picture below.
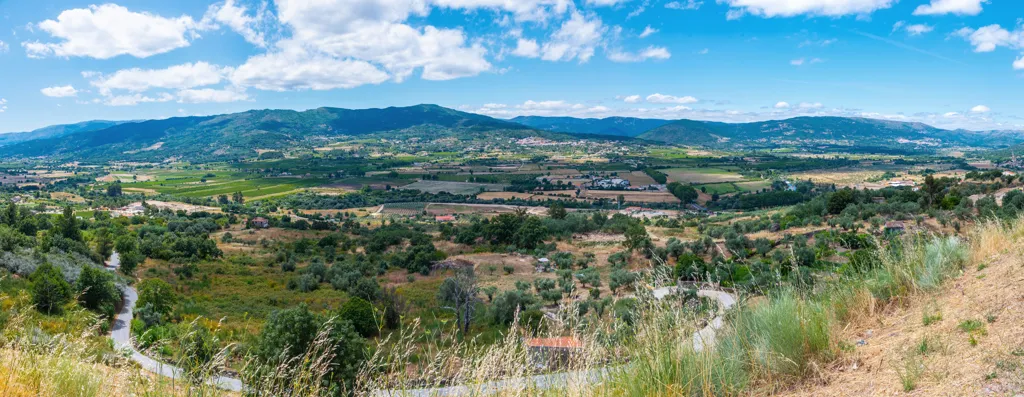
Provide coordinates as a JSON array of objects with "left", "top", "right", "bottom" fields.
[
  {"left": 884, "top": 221, "right": 905, "bottom": 234},
  {"left": 536, "top": 257, "right": 551, "bottom": 272}
]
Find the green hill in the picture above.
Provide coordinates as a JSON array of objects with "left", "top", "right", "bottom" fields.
[{"left": 0, "top": 104, "right": 536, "bottom": 162}]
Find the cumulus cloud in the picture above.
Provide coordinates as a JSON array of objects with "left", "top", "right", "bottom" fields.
[
  {"left": 720, "top": 0, "right": 894, "bottom": 18},
  {"left": 104, "top": 93, "right": 175, "bottom": 107},
  {"left": 511, "top": 38, "right": 541, "bottom": 58},
  {"left": 647, "top": 93, "right": 697, "bottom": 104},
  {"left": 0, "top": 98, "right": 6, "bottom": 113},
  {"left": 622, "top": 95, "right": 642, "bottom": 103},
  {"left": 540, "top": 11, "right": 606, "bottom": 63},
  {"left": 774, "top": 101, "right": 791, "bottom": 109},
  {"left": 954, "top": 25, "right": 1024, "bottom": 53},
  {"left": 41, "top": 85, "right": 78, "bottom": 98},
  {"left": 176, "top": 88, "right": 250, "bottom": 103},
  {"left": 90, "top": 62, "right": 232, "bottom": 94},
  {"left": 230, "top": 49, "right": 390, "bottom": 91},
  {"left": 607, "top": 46, "right": 671, "bottom": 62},
  {"left": 913, "top": 0, "right": 988, "bottom": 16},
  {"left": 664, "top": 0, "right": 702, "bottom": 10},
  {"left": 970, "top": 105, "right": 990, "bottom": 113},
  {"left": 1015, "top": 55, "right": 1024, "bottom": 70},
  {"left": 586, "top": 0, "right": 631, "bottom": 6},
  {"left": 22, "top": 4, "right": 202, "bottom": 59},
  {"left": 904, "top": 24, "right": 934, "bottom": 36},
  {"left": 639, "top": 25, "right": 658, "bottom": 38},
  {"left": 201, "top": 0, "right": 271, "bottom": 47}
]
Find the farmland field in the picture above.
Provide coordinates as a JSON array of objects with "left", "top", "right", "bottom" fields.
[
  {"left": 123, "top": 171, "right": 331, "bottom": 199},
  {"left": 662, "top": 167, "right": 746, "bottom": 184},
  {"left": 620, "top": 171, "right": 657, "bottom": 186},
  {"left": 400, "top": 180, "right": 508, "bottom": 194},
  {"left": 581, "top": 190, "right": 680, "bottom": 203}
]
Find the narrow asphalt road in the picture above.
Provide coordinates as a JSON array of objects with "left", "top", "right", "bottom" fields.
[
  {"left": 109, "top": 254, "right": 243, "bottom": 392},
  {"left": 374, "top": 286, "right": 737, "bottom": 397},
  {"left": 109, "top": 242, "right": 734, "bottom": 397}
]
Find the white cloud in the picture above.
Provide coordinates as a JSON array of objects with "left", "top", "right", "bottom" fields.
[
  {"left": 432, "top": 0, "right": 572, "bottom": 23},
  {"left": 954, "top": 25, "right": 1024, "bottom": 53},
  {"left": 970, "top": 105, "right": 990, "bottom": 113},
  {"left": 176, "top": 88, "right": 250, "bottom": 103},
  {"left": 230, "top": 49, "right": 390, "bottom": 91},
  {"left": 892, "top": 21, "right": 905, "bottom": 32},
  {"left": 511, "top": 38, "right": 540, "bottom": 58},
  {"left": 943, "top": 111, "right": 960, "bottom": 118},
  {"left": 664, "top": 0, "right": 702, "bottom": 10},
  {"left": 41, "top": 85, "right": 78, "bottom": 97},
  {"left": 274, "top": 0, "right": 492, "bottom": 82},
  {"left": 623, "top": 95, "right": 641, "bottom": 103},
  {"left": 586, "top": 0, "right": 631, "bottom": 6},
  {"left": 647, "top": 93, "right": 697, "bottom": 104},
  {"left": 639, "top": 25, "right": 658, "bottom": 38},
  {"left": 913, "top": 0, "right": 988, "bottom": 16},
  {"left": 0, "top": 98, "right": 7, "bottom": 113},
  {"left": 904, "top": 24, "right": 934, "bottom": 36},
  {"left": 790, "top": 58, "right": 805, "bottom": 66},
  {"left": 540, "top": 11, "right": 605, "bottom": 63},
  {"left": 697, "top": 48, "right": 709, "bottom": 54},
  {"left": 798, "top": 102, "right": 823, "bottom": 109},
  {"left": 1015, "top": 55, "right": 1024, "bottom": 70},
  {"left": 90, "top": 62, "right": 232, "bottom": 94},
  {"left": 22, "top": 4, "right": 201, "bottom": 59},
  {"left": 607, "top": 46, "right": 671, "bottom": 62},
  {"left": 0, "top": 40, "right": 8, "bottom": 53},
  {"left": 201, "top": 0, "right": 270, "bottom": 47},
  {"left": 774, "top": 101, "right": 791, "bottom": 109},
  {"left": 104, "top": 93, "right": 175, "bottom": 107},
  {"left": 720, "top": 0, "right": 894, "bottom": 18}
]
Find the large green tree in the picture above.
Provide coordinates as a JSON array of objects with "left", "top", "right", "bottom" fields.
[{"left": 31, "top": 263, "right": 72, "bottom": 314}]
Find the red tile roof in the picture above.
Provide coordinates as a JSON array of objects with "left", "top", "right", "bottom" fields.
[{"left": 526, "top": 337, "right": 583, "bottom": 348}]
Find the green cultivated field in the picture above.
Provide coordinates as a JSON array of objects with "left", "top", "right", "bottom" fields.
[{"left": 123, "top": 170, "right": 329, "bottom": 199}]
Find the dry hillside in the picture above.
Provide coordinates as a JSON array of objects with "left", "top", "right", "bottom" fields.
[{"left": 785, "top": 221, "right": 1024, "bottom": 396}]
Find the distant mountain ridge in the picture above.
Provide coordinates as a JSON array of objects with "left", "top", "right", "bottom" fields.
[
  {"left": 0, "top": 120, "right": 126, "bottom": 147},
  {"left": 512, "top": 114, "right": 1024, "bottom": 150},
  {"left": 6, "top": 105, "right": 1024, "bottom": 163},
  {"left": 0, "top": 104, "right": 536, "bottom": 162}
]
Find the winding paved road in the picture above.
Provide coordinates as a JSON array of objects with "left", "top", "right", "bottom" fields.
[
  {"left": 374, "top": 286, "right": 737, "bottom": 397},
  {"left": 110, "top": 248, "right": 735, "bottom": 397},
  {"left": 109, "top": 253, "right": 243, "bottom": 392}
]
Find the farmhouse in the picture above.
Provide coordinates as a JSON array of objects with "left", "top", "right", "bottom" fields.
[
  {"left": 435, "top": 215, "right": 456, "bottom": 222},
  {"left": 111, "top": 203, "right": 146, "bottom": 217},
  {"left": 250, "top": 217, "right": 270, "bottom": 228}
]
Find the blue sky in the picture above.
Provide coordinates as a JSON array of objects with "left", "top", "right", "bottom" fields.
[{"left": 0, "top": 0, "right": 1022, "bottom": 133}]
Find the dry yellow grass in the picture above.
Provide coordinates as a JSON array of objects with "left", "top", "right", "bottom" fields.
[{"left": 781, "top": 219, "right": 1024, "bottom": 396}]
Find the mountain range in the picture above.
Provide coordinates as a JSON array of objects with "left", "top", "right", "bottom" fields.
[
  {"left": 2, "top": 104, "right": 1021, "bottom": 162},
  {"left": 513, "top": 115, "right": 1024, "bottom": 151}
]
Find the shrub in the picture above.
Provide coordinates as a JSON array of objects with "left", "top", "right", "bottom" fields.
[
  {"left": 339, "top": 297, "right": 378, "bottom": 337},
  {"left": 31, "top": 263, "right": 72, "bottom": 314},
  {"left": 76, "top": 266, "right": 120, "bottom": 318}
]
